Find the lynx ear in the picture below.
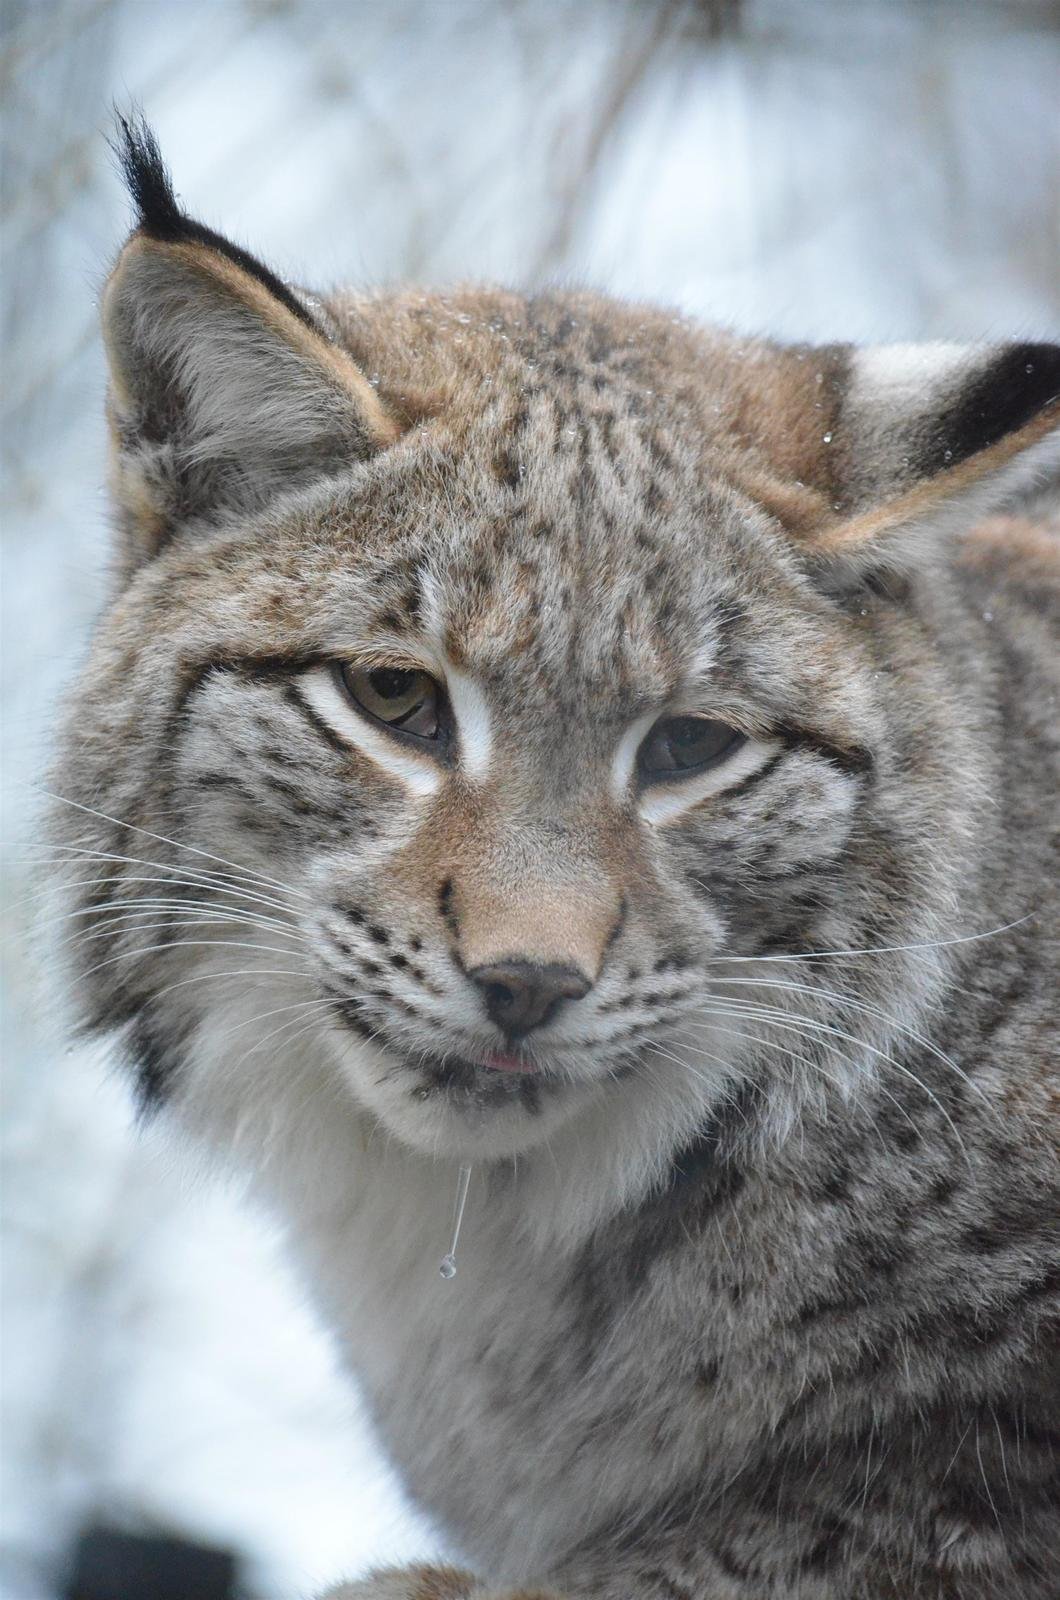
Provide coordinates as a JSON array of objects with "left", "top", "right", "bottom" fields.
[
  {"left": 102, "top": 117, "right": 399, "bottom": 571},
  {"left": 803, "top": 341, "right": 1059, "bottom": 583}
]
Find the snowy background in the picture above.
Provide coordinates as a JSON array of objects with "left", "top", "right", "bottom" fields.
[{"left": 3, "top": 1, "right": 1059, "bottom": 1596}]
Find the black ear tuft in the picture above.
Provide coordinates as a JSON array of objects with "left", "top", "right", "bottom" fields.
[
  {"left": 111, "top": 109, "right": 185, "bottom": 241},
  {"left": 914, "top": 342, "right": 1060, "bottom": 478},
  {"left": 108, "top": 107, "right": 317, "bottom": 331}
]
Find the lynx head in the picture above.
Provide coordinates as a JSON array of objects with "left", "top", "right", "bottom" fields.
[{"left": 50, "top": 119, "right": 1059, "bottom": 1185}]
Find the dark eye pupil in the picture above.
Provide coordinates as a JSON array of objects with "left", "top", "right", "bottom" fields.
[
  {"left": 671, "top": 718, "right": 709, "bottom": 752},
  {"left": 638, "top": 715, "right": 745, "bottom": 781},
  {"left": 668, "top": 717, "right": 730, "bottom": 765},
  {"left": 368, "top": 667, "right": 415, "bottom": 699}
]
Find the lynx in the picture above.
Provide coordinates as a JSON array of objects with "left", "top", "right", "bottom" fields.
[{"left": 48, "top": 119, "right": 1058, "bottom": 1598}]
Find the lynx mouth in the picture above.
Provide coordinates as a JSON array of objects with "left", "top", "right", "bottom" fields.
[
  {"left": 414, "top": 1046, "right": 546, "bottom": 1097},
  {"left": 329, "top": 997, "right": 547, "bottom": 1093},
  {"left": 473, "top": 1049, "right": 538, "bottom": 1075}
]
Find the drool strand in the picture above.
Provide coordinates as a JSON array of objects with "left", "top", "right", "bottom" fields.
[{"left": 439, "top": 1162, "right": 473, "bottom": 1280}]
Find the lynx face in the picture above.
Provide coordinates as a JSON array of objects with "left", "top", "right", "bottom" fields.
[
  {"left": 171, "top": 446, "right": 872, "bottom": 1158},
  {"left": 51, "top": 124, "right": 1059, "bottom": 1165}
]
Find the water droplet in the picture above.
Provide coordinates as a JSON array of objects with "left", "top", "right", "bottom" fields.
[
  {"left": 439, "top": 1255, "right": 457, "bottom": 1280},
  {"left": 982, "top": 610, "right": 993, "bottom": 622},
  {"left": 859, "top": 608, "right": 869, "bottom": 618},
  {"left": 822, "top": 431, "right": 833, "bottom": 444},
  {"left": 1026, "top": 362, "right": 1035, "bottom": 374},
  {"left": 455, "top": 312, "right": 471, "bottom": 324},
  {"left": 943, "top": 449, "right": 953, "bottom": 462}
]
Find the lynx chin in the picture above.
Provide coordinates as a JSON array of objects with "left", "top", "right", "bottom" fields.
[{"left": 47, "top": 117, "right": 1058, "bottom": 1599}]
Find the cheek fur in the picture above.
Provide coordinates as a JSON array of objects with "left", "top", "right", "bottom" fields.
[{"left": 175, "top": 674, "right": 409, "bottom": 858}]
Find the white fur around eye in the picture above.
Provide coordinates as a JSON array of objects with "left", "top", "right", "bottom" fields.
[
  {"left": 446, "top": 664, "right": 493, "bottom": 779},
  {"left": 637, "top": 734, "right": 781, "bottom": 825},
  {"left": 418, "top": 570, "right": 494, "bottom": 781},
  {"left": 298, "top": 666, "right": 442, "bottom": 796},
  {"left": 611, "top": 711, "right": 659, "bottom": 797}
]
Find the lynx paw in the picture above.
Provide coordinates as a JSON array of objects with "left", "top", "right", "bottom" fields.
[{"left": 321, "top": 1565, "right": 563, "bottom": 1600}]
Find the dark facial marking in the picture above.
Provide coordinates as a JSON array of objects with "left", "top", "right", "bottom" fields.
[{"left": 125, "top": 1014, "right": 185, "bottom": 1114}]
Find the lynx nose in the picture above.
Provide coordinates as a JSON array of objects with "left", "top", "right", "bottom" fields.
[{"left": 470, "top": 959, "right": 591, "bottom": 1037}]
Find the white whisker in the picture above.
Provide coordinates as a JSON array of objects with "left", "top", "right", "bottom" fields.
[
  {"left": 707, "top": 974, "right": 989, "bottom": 1109},
  {"left": 670, "top": 1013, "right": 927, "bottom": 1150},
  {"left": 711, "top": 914, "right": 1031, "bottom": 967},
  {"left": 133, "top": 967, "right": 317, "bottom": 1009},
  {"left": 17, "top": 848, "right": 301, "bottom": 918},
  {"left": 78, "top": 939, "right": 315, "bottom": 981},
  {"left": 210, "top": 996, "right": 344, "bottom": 1045},
  {"left": 37, "top": 897, "right": 302, "bottom": 941},
  {"left": 229, "top": 1013, "right": 325, "bottom": 1072},
  {"left": 57, "top": 913, "right": 310, "bottom": 955},
  {"left": 39, "top": 791, "right": 310, "bottom": 901},
  {"left": 58, "top": 892, "right": 296, "bottom": 922},
  {"left": 680, "top": 1002, "right": 970, "bottom": 1163}
]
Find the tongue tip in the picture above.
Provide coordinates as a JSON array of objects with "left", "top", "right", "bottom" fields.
[{"left": 484, "top": 1050, "right": 536, "bottom": 1075}]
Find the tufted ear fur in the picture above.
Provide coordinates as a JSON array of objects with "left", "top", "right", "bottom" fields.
[
  {"left": 798, "top": 341, "right": 1060, "bottom": 586},
  {"left": 102, "top": 117, "right": 399, "bottom": 574}
]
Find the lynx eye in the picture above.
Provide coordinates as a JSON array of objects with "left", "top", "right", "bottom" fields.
[
  {"left": 337, "top": 663, "right": 443, "bottom": 740},
  {"left": 637, "top": 715, "right": 746, "bottom": 783}
]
